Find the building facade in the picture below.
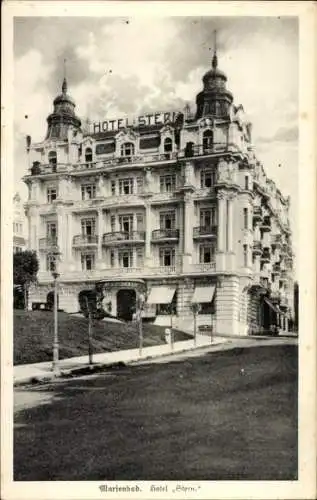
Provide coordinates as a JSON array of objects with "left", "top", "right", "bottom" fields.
[
  {"left": 13, "top": 193, "right": 27, "bottom": 253},
  {"left": 23, "top": 50, "right": 294, "bottom": 335}
]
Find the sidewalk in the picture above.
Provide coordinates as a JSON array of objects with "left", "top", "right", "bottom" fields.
[
  {"left": 14, "top": 334, "right": 222, "bottom": 386},
  {"left": 14, "top": 334, "right": 298, "bottom": 386}
]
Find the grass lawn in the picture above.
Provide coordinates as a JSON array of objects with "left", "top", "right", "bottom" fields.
[
  {"left": 14, "top": 344, "right": 298, "bottom": 480},
  {"left": 14, "top": 310, "right": 190, "bottom": 365}
]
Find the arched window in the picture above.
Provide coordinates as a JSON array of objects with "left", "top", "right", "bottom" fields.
[
  {"left": 164, "top": 137, "right": 173, "bottom": 153},
  {"left": 203, "top": 130, "right": 213, "bottom": 152},
  {"left": 85, "top": 147, "right": 93, "bottom": 163},
  {"left": 48, "top": 151, "right": 57, "bottom": 166},
  {"left": 121, "top": 142, "right": 135, "bottom": 157},
  {"left": 185, "top": 142, "right": 194, "bottom": 158}
]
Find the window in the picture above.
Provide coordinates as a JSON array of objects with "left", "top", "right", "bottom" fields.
[
  {"left": 111, "top": 180, "right": 116, "bottom": 196},
  {"left": 81, "top": 184, "right": 96, "bottom": 200},
  {"left": 164, "top": 137, "right": 173, "bottom": 153},
  {"left": 199, "top": 245, "right": 215, "bottom": 264},
  {"left": 245, "top": 176, "right": 249, "bottom": 190},
  {"left": 243, "top": 244, "right": 248, "bottom": 267},
  {"left": 46, "top": 254, "right": 56, "bottom": 272},
  {"left": 185, "top": 142, "right": 194, "bottom": 158},
  {"left": 160, "top": 211, "right": 175, "bottom": 230},
  {"left": 85, "top": 148, "right": 93, "bottom": 163},
  {"left": 121, "top": 142, "right": 134, "bottom": 157},
  {"left": 119, "top": 214, "right": 133, "bottom": 233},
  {"left": 159, "top": 247, "right": 175, "bottom": 267},
  {"left": 110, "top": 215, "right": 116, "bottom": 233},
  {"left": 110, "top": 250, "right": 115, "bottom": 267},
  {"left": 47, "top": 187, "right": 57, "bottom": 203},
  {"left": 200, "top": 208, "right": 216, "bottom": 227},
  {"left": 203, "top": 130, "right": 213, "bottom": 151},
  {"left": 48, "top": 151, "right": 57, "bottom": 166},
  {"left": 199, "top": 298, "right": 216, "bottom": 315},
  {"left": 136, "top": 248, "right": 144, "bottom": 267},
  {"left": 160, "top": 174, "right": 176, "bottom": 193},
  {"left": 156, "top": 292, "right": 177, "bottom": 315},
  {"left": 81, "top": 218, "right": 96, "bottom": 236},
  {"left": 243, "top": 208, "right": 249, "bottom": 230},
  {"left": 118, "top": 249, "right": 133, "bottom": 268},
  {"left": 46, "top": 222, "right": 57, "bottom": 240},
  {"left": 81, "top": 253, "right": 95, "bottom": 271},
  {"left": 201, "top": 170, "right": 215, "bottom": 188},
  {"left": 119, "top": 178, "right": 134, "bottom": 195}
]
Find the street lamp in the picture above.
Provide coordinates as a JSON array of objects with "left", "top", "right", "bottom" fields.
[
  {"left": 51, "top": 270, "right": 60, "bottom": 373},
  {"left": 49, "top": 247, "right": 61, "bottom": 374}
]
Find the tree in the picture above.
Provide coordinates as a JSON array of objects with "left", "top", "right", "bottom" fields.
[{"left": 13, "top": 250, "right": 39, "bottom": 311}]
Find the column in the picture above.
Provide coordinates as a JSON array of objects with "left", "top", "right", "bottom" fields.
[
  {"left": 217, "top": 194, "right": 226, "bottom": 252},
  {"left": 145, "top": 204, "right": 152, "bottom": 265},
  {"left": 183, "top": 194, "right": 193, "bottom": 255},
  {"left": 227, "top": 197, "right": 234, "bottom": 252},
  {"left": 97, "top": 208, "right": 103, "bottom": 263},
  {"left": 67, "top": 213, "right": 73, "bottom": 261}
]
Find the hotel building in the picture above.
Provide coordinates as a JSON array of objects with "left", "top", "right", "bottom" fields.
[
  {"left": 13, "top": 192, "right": 27, "bottom": 253},
  {"left": 23, "top": 50, "right": 294, "bottom": 335}
]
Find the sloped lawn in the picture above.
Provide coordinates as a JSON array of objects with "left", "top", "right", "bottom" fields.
[{"left": 14, "top": 310, "right": 190, "bottom": 365}]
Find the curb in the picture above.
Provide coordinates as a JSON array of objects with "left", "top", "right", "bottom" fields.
[{"left": 14, "top": 342, "right": 218, "bottom": 387}]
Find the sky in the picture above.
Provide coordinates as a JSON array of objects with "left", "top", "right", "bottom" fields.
[{"left": 13, "top": 16, "right": 298, "bottom": 261}]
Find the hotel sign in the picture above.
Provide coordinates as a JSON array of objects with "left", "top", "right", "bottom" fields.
[{"left": 92, "top": 111, "right": 179, "bottom": 134}]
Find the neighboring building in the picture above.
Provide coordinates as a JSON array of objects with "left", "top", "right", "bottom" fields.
[
  {"left": 13, "top": 193, "right": 27, "bottom": 253},
  {"left": 23, "top": 49, "right": 294, "bottom": 334}
]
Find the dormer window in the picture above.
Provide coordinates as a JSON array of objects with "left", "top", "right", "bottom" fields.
[
  {"left": 121, "top": 142, "right": 134, "bottom": 157},
  {"left": 85, "top": 147, "right": 93, "bottom": 163},
  {"left": 164, "top": 137, "right": 173, "bottom": 153},
  {"left": 203, "top": 130, "right": 213, "bottom": 152}
]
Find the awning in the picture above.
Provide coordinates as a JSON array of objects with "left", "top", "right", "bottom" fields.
[
  {"left": 264, "top": 297, "right": 279, "bottom": 314},
  {"left": 191, "top": 285, "right": 216, "bottom": 304},
  {"left": 147, "top": 286, "right": 176, "bottom": 305}
]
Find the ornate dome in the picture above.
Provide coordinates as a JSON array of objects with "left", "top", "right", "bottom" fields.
[
  {"left": 46, "top": 77, "right": 81, "bottom": 140},
  {"left": 195, "top": 50, "right": 233, "bottom": 120}
]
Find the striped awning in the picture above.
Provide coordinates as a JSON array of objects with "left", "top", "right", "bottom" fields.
[
  {"left": 191, "top": 285, "right": 216, "bottom": 303},
  {"left": 147, "top": 286, "right": 176, "bottom": 305}
]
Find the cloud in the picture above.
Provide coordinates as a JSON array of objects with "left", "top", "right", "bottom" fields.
[{"left": 257, "top": 125, "right": 298, "bottom": 145}]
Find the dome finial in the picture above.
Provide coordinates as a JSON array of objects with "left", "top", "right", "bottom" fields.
[
  {"left": 62, "top": 58, "right": 67, "bottom": 93},
  {"left": 212, "top": 29, "right": 218, "bottom": 69}
]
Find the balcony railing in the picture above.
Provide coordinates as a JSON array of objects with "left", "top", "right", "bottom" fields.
[
  {"left": 261, "top": 248, "right": 271, "bottom": 262},
  {"left": 39, "top": 237, "right": 59, "bottom": 251},
  {"left": 72, "top": 234, "right": 98, "bottom": 246},
  {"left": 178, "top": 142, "right": 241, "bottom": 159},
  {"left": 193, "top": 225, "right": 217, "bottom": 238},
  {"left": 152, "top": 229, "right": 179, "bottom": 241},
  {"left": 102, "top": 231, "right": 145, "bottom": 245},
  {"left": 184, "top": 262, "right": 216, "bottom": 273},
  {"left": 271, "top": 234, "right": 282, "bottom": 248},
  {"left": 272, "top": 263, "right": 281, "bottom": 274}
]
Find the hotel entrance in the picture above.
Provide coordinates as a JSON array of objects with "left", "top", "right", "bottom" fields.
[{"left": 117, "top": 289, "right": 136, "bottom": 321}]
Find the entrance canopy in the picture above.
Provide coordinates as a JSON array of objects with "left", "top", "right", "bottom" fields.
[
  {"left": 147, "top": 286, "right": 176, "bottom": 305},
  {"left": 264, "top": 297, "right": 279, "bottom": 314},
  {"left": 191, "top": 285, "right": 216, "bottom": 303}
]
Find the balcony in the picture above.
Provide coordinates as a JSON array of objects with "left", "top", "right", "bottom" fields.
[
  {"left": 279, "top": 296, "right": 289, "bottom": 309},
  {"left": 253, "top": 206, "right": 263, "bottom": 223},
  {"left": 177, "top": 142, "right": 241, "bottom": 159},
  {"left": 151, "top": 229, "right": 179, "bottom": 242},
  {"left": 193, "top": 225, "right": 217, "bottom": 239},
  {"left": 252, "top": 241, "right": 262, "bottom": 255},
  {"left": 270, "top": 291, "right": 281, "bottom": 303},
  {"left": 39, "top": 237, "right": 59, "bottom": 252},
  {"left": 261, "top": 248, "right": 271, "bottom": 263},
  {"left": 101, "top": 152, "right": 178, "bottom": 167},
  {"left": 260, "top": 216, "right": 271, "bottom": 232},
  {"left": 102, "top": 231, "right": 145, "bottom": 246},
  {"left": 272, "top": 263, "right": 281, "bottom": 274},
  {"left": 280, "top": 270, "right": 289, "bottom": 282},
  {"left": 183, "top": 262, "right": 216, "bottom": 274},
  {"left": 72, "top": 234, "right": 98, "bottom": 247}
]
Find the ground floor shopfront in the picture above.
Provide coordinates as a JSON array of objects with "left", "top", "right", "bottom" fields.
[{"left": 29, "top": 274, "right": 291, "bottom": 336}]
